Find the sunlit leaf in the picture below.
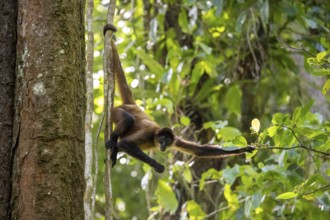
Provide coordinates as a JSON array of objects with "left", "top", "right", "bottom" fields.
[
  {"left": 251, "top": 118, "right": 260, "bottom": 133},
  {"left": 271, "top": 113, "right": 284, "bottom": 125},
  {"left": 180, "top": 116, "right": 191, "bottom": 126},
  {"left": 217, "top": 126, "right": 241, "bottom": 141},
  {"left": 322, "top": 79, "right": 330, "bottom": 95},
  {"left": 267, "top": 126, "right": 279, "bottom": 137},
  {"left": 183, "top": 164, "right": 192, "bottom": 183},
  {"left": 179, "top": 8, "right": 189, "bottom": 33},
  {"left": 316, "top": 51, "right": 327, "bottom": 62},
  {"left": 224, "top": 184, "right": 239, "bottom": 209},
  {"left": 276, "top": 192, "right": 298, "bottom": 200},
  {"left": 292, "top": 101, "right": 313, "bottom": 124},
  {"left": 156, "top": 180, "right": 178, "bottom": 214},
  {"left": 186, "top": 201, "right": 206, "bottom": 220},
  {"left": 233, "top": 136, "right": 247, "bottom": 147},
  {"left": 246, "top": 148, "right": 257, "bottom": 159},
  {"left": 255, "top": 207, "right": 263, "bottom": 214}
]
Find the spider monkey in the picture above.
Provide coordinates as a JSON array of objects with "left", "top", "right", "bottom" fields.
[{"left": 104, "top": 24, "right": 255, "bottom": 173}]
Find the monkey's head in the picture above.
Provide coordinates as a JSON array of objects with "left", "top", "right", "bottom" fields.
[{"left": 156, "top": 128, "right": 175, "bottom": 152}]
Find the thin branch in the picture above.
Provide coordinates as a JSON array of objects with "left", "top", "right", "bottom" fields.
[
  {"left": 285, "top": 44, "right": 330, "bottom": 65},
  {"left": 103, "top": 1, "right": 117, "bottom": 220},
  {"left": 205, "top": 198, "right": 248, "bottom": 219},
  {"left": 84, "top": 0, "right": 95, "bottom": 218},
  {"left": 303, "top": 184, "right": 330, "bottom": 196},
  {"left": 256, "top": 145, "right": 330, "bottom": 157}
]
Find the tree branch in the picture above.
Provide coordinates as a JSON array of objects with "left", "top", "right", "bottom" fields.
[
  {"left": 256, "top": 145, "right": 330, "bottom": 157},
  {"left": 303, "top": 184, "right": 330, "bottom": 196},
  {"left": 285, "top": 44, "right": 330, "bottom": 65},
  {"left": 103, "top": 1, "right": 117, "bottom": 220}
]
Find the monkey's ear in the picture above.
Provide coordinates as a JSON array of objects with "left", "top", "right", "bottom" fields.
[{"left": 157, "top": 127, "right": 175, "bottom": 144}]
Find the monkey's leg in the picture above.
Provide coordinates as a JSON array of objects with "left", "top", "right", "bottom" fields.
[
  {"left": 117, "top": 140, "right": 165, "bottom": 173},
  {"left": 106, "top": 107, "right": 135, "bottom": 167}
]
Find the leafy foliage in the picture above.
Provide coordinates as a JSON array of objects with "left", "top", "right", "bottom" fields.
[{"left": 90, "top": 0, "right": 330, "bottom": 219}]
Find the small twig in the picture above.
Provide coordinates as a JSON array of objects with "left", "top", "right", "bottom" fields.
[
  {"left": 283, "top": 125, "right": 304, "bottom": 147},
  {"left": 205, "top": 198, "right": 248, "bottom": 218},
  {"left": 256, "top": 145, "right": 330, "bottom": 157},
  {"left": 303, "top": 184, "right": 330, "bottom": 196},
  {"left": 285, "top": 44, "right": 330, "bottom": 65}
]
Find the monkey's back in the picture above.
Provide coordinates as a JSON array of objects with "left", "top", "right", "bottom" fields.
[{"left": 117, "top": 104, "right": 160, "bottom": 150}]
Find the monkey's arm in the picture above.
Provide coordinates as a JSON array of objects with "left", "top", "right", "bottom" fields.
[
  {"left": 117, "top": 128, "right": 165, "bottom": 173},
  {"left": 106, "top": 107, "right": 135, "bottom": 167},
  {"left": 173, "top": 137, "right": 255, "bottom": 158}
]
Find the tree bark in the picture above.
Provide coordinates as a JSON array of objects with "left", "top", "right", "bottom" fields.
[
  {"left": 0, "top": 1, "right": 17, "bottom": 219},
  {"left": 11, "top": 1, "right": 86, "bottom": 219}
]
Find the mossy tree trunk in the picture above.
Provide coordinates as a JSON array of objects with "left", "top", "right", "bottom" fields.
[
  {"left": 0, "top": 1, "right": 17, "bottom": 219},
  {"left": 11, "top": 1, "right": 86, "bottom": 219}
]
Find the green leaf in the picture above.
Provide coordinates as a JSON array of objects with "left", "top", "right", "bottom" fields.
[
  {"left": 183, "top": 164, "right": 192, "bottom": 183},
  {"left": 316, "top": 51, "right": 327, "bottom": 62},
  {"left": 260, "top": 0, "right": 269, "bottom": 25},
  {"left": 236, "top": 11, "right": 247, "bottom": 33},
  {"left": 232, "top": 136, "right": 247, "bottom": 147},
  {"left": 222, "top": 165, "right": 241, "bottom": 185},
  {"left": 267, "top": 126, "right": 279, "bottom": 137},
  {"left": 276, "top": 192, "right": 298, "bottom": 200},
  {"left": 180, "top": 116, "right": 191, "bottom": 126},
  {"left": 271, "top": 113, "right": 291, "bottom": 125},
  {"left": 322, "top": 79, "right": 330, "bottom": 95},
  {"left": 246, "top": 148, "right": 257, "bottom": 159},
  {"left": 224, "top": 184, "right": 239, "bottom": 208},
  {"left": 224, "top": 85, "right": 242, "bottom": 116},
  {"left": 186, "top": 201, "right": 206, "bottom": 220},
  {"left": 156, "top": 98, "right": 174, "bottom": 114},
  {"left": 214, "top": 0, "right": 224, "bottom": 16},
  {"left": 199, "top": 168, "right": 220, "bottom": 191},
  {"left": 136, "top": 49, "right": 165, "bottom": 76},
  {"left": 203, "top": 120, "right": 227, "bottom": 130},
  {"left": 297, "top": 126, "right": 327, "bottom": 139},
  {"left": 292, "top": 101, "right": 313, "bottom": 124},
  {"left": 199, "top": 42, "right": 212, "bottom": 55},
  {"left": 271, "top": 113, "right": 284, "bottom": 124},
  {"left": 156, "top": 180, "right": 178, "bottom": 214},
  {"left": 179, "top": 9, "right": 189, "bottom": 33},
  {"left": 217, "top": 127, "right": 241, "bottom": 141}
]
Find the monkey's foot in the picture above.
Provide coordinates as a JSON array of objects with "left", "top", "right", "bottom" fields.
[
  {"left": 154, "top": 164, "right": 165, "bottom": 173},
  {"left": 110, "top": 150, "right": 118, "bottom": 167},
  {"left": 105, "top": 137, "right": 117, "bottom": 150},
  {"left": 105, "top": 133, "right": 118, "bottom": 151}
]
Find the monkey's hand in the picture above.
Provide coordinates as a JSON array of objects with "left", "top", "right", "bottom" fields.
[
  {"left": 245, "top": 146, "right": 256, "bottom": 153},
  {"left": 153, "top": 164, "right": 165, "bottom": 173},
  {"left": 105, "top": 133, "right": 119, "bottom": 150}
]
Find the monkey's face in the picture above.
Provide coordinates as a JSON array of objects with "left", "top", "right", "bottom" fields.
[
  {"left": 157, "top": 128, "right": 174, "bottom": 151},
  {"left": 158, "top": 134, "right": 173, "bottom": 151}
]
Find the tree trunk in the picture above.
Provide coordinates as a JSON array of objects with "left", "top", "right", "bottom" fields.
[
  {"left": 11, "top": 1, "right": 86, "bottom": 219},
  {"left": 0, "top": 1, "right": 17, "bottom": 219}
]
